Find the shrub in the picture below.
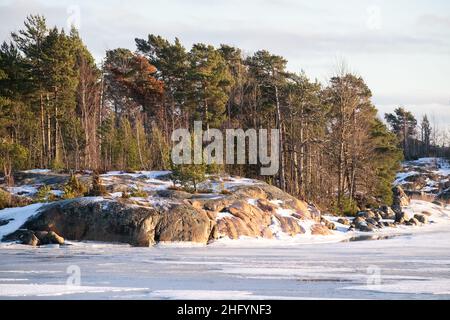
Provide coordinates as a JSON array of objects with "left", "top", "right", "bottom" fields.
[
  {"left": 0, "top": 189, "right": 32, "bottom": 209},
  {"left": 171, "top": 163, "right": 207, "bottom": 193},
  {"left": 0, "top": 189, "right": 11, "bottom": 209},
  {"left": 121, "top": 191, "right": 131, "bottom": 199},
  {"left": 206, "top": 161, "right": 224, "bottom": 176},
  {"left": 129, "top": 187, "right": 148, "bottom": 198},
  {"left": 86, "top": 172, "right": 107, "bottom": 196},
  {"left": 333, "top": 196, "right": 359, "bottom": 216},
  {"left": 35, "top": 185, "right": 56, "bottom": 202},
  {"left": 62, "top": 174, "right": 87, "bottom": 199}
]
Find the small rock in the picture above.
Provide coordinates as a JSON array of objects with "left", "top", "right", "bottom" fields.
[
  {"left": 337, "top": 218, "right": 350, "bottom": 226},
  {"left": 432, "top": 200, "right": 443, "bottom": 207},
  {"left": 18, "top": 230, "right": 39, "bottom": 246},
  {"left": 320, "top": 217, "right": 336, "bottom": 230},
  {"left": 408, "top": 217, "right": 421, "bottom": 226},
  {"left": 0, "top": 218, "right": 13, "bottom": 226},
  {"left": 366, "top": 218, "right": 379, "bottom": 226},
  {"left": 44, "top": 231, "right": 65, "bottom": 245},
  {"left": 382, "top": 221, "right": 396, "bottom": 228},
  {"left": 352, "top": 217, "right": 368, "bottom": 231},
  {"left": 311, "top": 223, "right": 333, "bottom": 235},
  {"left": 414, "top": 214, "right": 428, "bottom": 224},
  {"left": 379, "top": 205, "right": 396, "bottom": 220},
  {"left": 358, "top": 224, "right": 374, "bottom": 232},
  {"left": 394, "top": 209, "right": 412, "bottom": 224}
]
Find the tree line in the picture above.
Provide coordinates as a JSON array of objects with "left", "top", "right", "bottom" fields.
[
  {"left": 0, "top": 15, "right": 414, "bottom": 214},
  {"left": 385, "top": 107, "right": 450, "bottom": 160}
]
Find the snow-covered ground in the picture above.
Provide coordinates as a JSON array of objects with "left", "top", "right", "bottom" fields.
[{"left": 395, "top": 157, "right": 450, "bottom": 195}]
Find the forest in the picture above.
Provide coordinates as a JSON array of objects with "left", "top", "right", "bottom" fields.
[{"left": 1, "top": 15, "right": 448, "bottom": 214}]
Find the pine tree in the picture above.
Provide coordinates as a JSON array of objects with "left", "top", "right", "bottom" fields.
[
  {"left": 421, "top": 115, "right": 431, "bottom": 156},
  {"left": 188, "top": 44, "right": 232, "bottom": 130},
  {"left": 385, "top": 107, "right": 417, "bottom": 159}
]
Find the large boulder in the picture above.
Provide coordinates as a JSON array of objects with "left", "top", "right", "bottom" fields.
[
  {"left": 22, "top": 198, "right": 163, "bottom": 246},
  {"left": 379, "top": 205, "right": 396, "bottom": 220},
  {"left": 392, "top": 186, "right": 410, "bottom": 207},
  {"left": 155, "top": 204, "right": 213, "bottom": 243}
]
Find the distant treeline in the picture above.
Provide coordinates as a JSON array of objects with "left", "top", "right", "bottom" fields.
[
  {"left": 385, "top": 107, "right": 450, "bottom": 160},
  {"left": 1, "top": 14, "right": 441, "bottom": 214}
]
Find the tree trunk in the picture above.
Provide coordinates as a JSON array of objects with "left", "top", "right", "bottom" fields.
[{"left": 274, "top": 85, "right": 285, "bottom": 191}]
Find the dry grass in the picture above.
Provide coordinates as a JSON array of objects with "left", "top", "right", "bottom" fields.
[{"left": 409, "top": 193, "right": 436, "bottom": 202}]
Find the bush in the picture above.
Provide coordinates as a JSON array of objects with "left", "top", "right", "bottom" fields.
[
  {"left": 171, "top": 163, "right": 207, "bottom": 193},
  {"left": 0, "top": 189, "right": 11, "bottom": 209},
  {"left": 333, "top": 196, "right": 359, "bottom": 216},
  {"left": 129, "top": 187, "right": 148, "bottom": 198},
  {"left": 86, "top": 172, "right": 107, "bottom": 196},
  {"left": 62, "top": 174, "right": 87, "bottom": 199},
  {"left": 0, "top": 188, "right": 32, "bottom": 209},
  {"left": 206, "top": 161, "right": 224, "bottom": 176},
  {"left": 35, "top": 185, "right": 56, "bottom": 202}
]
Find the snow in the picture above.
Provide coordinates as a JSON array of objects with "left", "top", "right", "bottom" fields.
[
  {"left": 50, "top": 190, "right": 64, "bottom": 197},
  {"left": 223, "top": 177, "right": 261, "bottom": 190},
  {"left": 343, "top": 279, "right": 450, "bottom": 295},
  {"left": 394, "top": 171, "right": 420, "bottom": 185},
  {"left": 7, "top": 186, "right": 38, "bottom": 196},
  {"left": 23, "top": 169, "right": 51, "bottom": 174},
  {"left": 405, "top": 157, "right": 450, "bottom": 177},
  {"left": 0, "top": 203, "right": 44, "bottom": 239},
  {"left": 216, "top": 211, "right": 234, "bottom": 220},
  {"left": 100, "top": 170, "right": 170, "bottom": 179}
]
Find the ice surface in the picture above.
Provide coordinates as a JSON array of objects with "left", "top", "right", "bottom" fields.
[
  {"left": 2, "top": 161, "right": 450, "bottom": 299},
  {"left": 0, "top": 284, "right": 147, "bottom": 297}
]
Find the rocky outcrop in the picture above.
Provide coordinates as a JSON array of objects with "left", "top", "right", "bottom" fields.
[{"left": 5, "top": 182, "right": 330, "bottom": 246}]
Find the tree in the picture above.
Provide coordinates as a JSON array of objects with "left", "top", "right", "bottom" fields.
[
  {"left": 322, "top": 73, "right": 375, "bottom": 212},
  {"left": 367, "top": 119, "right": 403, "bottom": 206},
  {"left": 171, "top": 163, "right": 207, "bottom": 193},
  {"left": 188, "top": 43, "right": 232, "bottom": 130},
  {"left": 246, "top": 50, "right": 288, "bottom": 190},
  {"left": 136, "top": 35, "right": 190, "bottom": 130},
  {"left": 385, "top": 107, "right": 417, "bottom": 159},
  {"left": 421, "top": 115, "right": 431, "bottom": 156},
  {"left": 0, "top": 139, "right": 28, "bottom": 186}
]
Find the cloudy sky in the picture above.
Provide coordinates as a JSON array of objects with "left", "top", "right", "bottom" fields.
[{"left": 1, "top": 0, "right": 449, "bottom": 127}]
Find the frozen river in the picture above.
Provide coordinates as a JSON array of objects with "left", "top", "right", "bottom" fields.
[{"left": 1, "top": 223, "right": 450, "bottom": 300}]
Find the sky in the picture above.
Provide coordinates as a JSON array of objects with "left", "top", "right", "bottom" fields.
[{"left": 0, "top": 0, "right": 449, "bottom": 128}]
